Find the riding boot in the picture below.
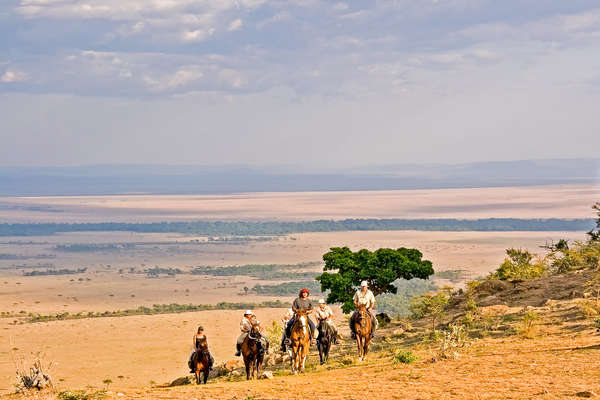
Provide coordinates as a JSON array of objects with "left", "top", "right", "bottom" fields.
[
  {"left": 280, "top": 336, "right": 287, "bottom": 353},
  {"left": 235, "top": 343, "right": 241, "bottom": 357}
]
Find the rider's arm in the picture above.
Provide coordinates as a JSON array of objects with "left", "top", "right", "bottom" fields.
[{"left": 192, "top": 334, "right": 197, "bottom": 348}]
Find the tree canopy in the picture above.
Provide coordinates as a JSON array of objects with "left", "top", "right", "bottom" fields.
[
  {"left": 588, "top": 202, "right": 600, "bottom": 242},
  {"left": 316, "top": 247, "right": 434, "bottom": 313}
]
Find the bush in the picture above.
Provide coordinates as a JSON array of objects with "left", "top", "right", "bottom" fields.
[
  {"left": 58, "top": 390, "right": 106, "bottom": 400},
  {"left": 437, "top": 324, "right": 470, "bottom": 360},
  {"left": 490, "top": 248, "right": 547, "bottom": 280},
  {"left": 518, "top": 311, "right": 539, "bottom": 338},
  {"left": 393, "top": 350, "right": 417, "bottom": 364},
  {"left": 410, "top": 287, "right": 451, "bottom": 331}
]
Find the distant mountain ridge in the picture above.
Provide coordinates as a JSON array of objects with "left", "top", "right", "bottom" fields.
[{"left": 0, "top": 158, "right": 597, "bottom": 196}]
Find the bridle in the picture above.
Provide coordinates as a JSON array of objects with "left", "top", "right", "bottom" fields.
[{"left": 248, "top": 325, "right": 261, "bottom": 341}]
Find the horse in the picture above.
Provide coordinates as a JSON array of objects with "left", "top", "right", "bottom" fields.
[
  {"left": 317, "top": 319, "right": 335, "bottom": 365},
  {"left": 193, "top": 336, "right": 211, "bottom": 384},
  {"left": 353, "top": 304, "right": 372, "bottom": 362},
  {"left": 241, "top": 322, "right": 266, "bottom": 380},
  {"left": 289, "top": 309, "right": 311, "bottom": 374}
]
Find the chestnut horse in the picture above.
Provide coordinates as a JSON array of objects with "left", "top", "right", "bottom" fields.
[
  {"left": 290, "top": 309, "right": 311, "bottom": 373},
  {"left": 241, "top": 322, "right": 266, "bottom": 380},
  {"left": 353, "top": 304, "right": 372, "bottom": 361},
  {"left": 193, "top": 336, "right": 211, "bottom": 384}
]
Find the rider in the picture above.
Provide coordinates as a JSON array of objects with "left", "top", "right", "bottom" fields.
[
  {"left": 235, "top": 310, "right": 255, "bottom": 356},
  {"left": 285, "top": 288, "right": 317, "bottom": 346},
  {"left": 350, "top": 281, "right": 378, "bottom": 339},
  {"left": 235, "top": 310, "right": 269, "bottom": 356},
  {"left": 314, "top": 299, "right": 339, "bottom": 344},
  {"left": 188, "top": 326, "right": 215, "bottom": 373},
  {"left": 279, "top": 308, "right": 294, "bottom": 353}
]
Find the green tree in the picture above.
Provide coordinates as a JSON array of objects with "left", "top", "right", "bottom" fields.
[
  {"left": 409, "top": 287, "right": 452, "bottom": 331},
  {"left": 589, "top": 202, "right": 600, "bottom": 242},
  {"left": 316, "top": 247, "right": 434, "bottom": 313}
]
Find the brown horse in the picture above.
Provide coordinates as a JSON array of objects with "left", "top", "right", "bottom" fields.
[
  {"left": 353, "top": 304, "right": 372, "bottom": 361},
  {"left": 193, "top": 336, "right": 211, "bottom": 384},
  {"left": 241, "top": 322, "right": 265, "bottom": 380},
  {"left": 290, "top": 309, "right": 311, "bottom": 374}
]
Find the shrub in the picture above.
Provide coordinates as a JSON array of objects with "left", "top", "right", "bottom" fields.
[
  {"left": 437, "top": 324, "right": 470, "bottom": 360},
  {"left": 14, "top": 353, "right": 53, "bottom": 392},
  {"left": 58, "top": 390, "right": 106, "bottom": 400},
  {"left": 490, "top": 248, "right": 547, "bottom": 280},
  {"left": 410, "top": 287, "right": 452, "bottom": 331},
  {"left": 518, "top": 311, "right": 539, "bottom": 338},
  {"left": 393, "top": 350, "right": 417, "bottom": 364}
]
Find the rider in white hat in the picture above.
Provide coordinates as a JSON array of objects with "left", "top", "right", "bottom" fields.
[
  {"left": 350, "top": 281, "right": 378, "bottom": 339},
  {"left": 235, "top": 310, "right": 255, "bottom": 356},
  {"left": 314, "top": 298, "right": 340, "bottom": 344}
]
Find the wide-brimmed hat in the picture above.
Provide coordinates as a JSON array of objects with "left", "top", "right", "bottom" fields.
[
  {"left": 244, "top": 310, "right": 254, "bottom": 315},
  {"left": 360, "top": 280, "right": 368, "bottom": 287},
  {"left": 318, "top": 299, "right": 326, "bottom": 304}
]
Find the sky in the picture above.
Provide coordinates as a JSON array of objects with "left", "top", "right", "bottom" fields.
[{"left": 1, "top": 0, "right": 599, "bottom": 168}]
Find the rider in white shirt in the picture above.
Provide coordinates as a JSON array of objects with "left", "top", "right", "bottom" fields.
[
  {"left": 314, "top": 299, "right": 339, "bottom": 344},
  {"left": 350, "top": 281, "right": 378, "bottom": 339}
]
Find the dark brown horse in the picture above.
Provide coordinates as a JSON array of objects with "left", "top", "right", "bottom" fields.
[
  {"left": 241, "top": 322, "right": 265, "bottom": 380},
  {"left": 353, "top": 304, "right": 372, "bottom": 362},
  {"left": 290, "top": 309, "right": 311, "bottom": 373},
  {"left": 193, "top": 336, "right": 211, "bottom": 384},
  {"left": 317, "top": 320, "right": 335, "bottom": 365}
]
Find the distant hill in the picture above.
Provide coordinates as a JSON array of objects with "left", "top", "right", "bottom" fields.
[{"left": 0, "top": 158, "right": 598, "bottom": 196}]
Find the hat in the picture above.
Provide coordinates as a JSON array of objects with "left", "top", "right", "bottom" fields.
[
  {"left": 360, "top": 280, "right": 368, "bottom": 287},
  {"left": 244, "top": 310, "right": 253, "bottom": 315},
  {"left": 318, "top": 299, "right": 325, "bottom": 304},
  {"left": 299, "top": 288, "right": 310, "bottom": 295}
]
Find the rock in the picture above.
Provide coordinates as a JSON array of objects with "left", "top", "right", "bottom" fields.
[
  {"left": 231, "top": 370, "right": 242, "bottom": 377},
  {"left": 261, "top": 371, "right": 274, "bottom": 379},
  {"left": 576, "top": 391, "right": 596, "bottom": 398},
  {"left": 223, "top": 359, "right": 244, "bottom": 371},
  {"left": 392, "top": 328, "right": 404, "bottom": 336},
  {"left": 168, "top": 376, "right": 191, "bottom": 387},
  {"left": 117, "top": 393, "right": 125, "bottom": 397}
]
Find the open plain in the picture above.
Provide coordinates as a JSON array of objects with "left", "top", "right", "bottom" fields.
[{"left": 0, "top": 184, "right": 597, "bottom": 395}]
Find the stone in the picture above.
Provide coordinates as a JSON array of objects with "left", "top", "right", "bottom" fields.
[{"left": 261, "top": 371, "right": 274, "bottom": 379}]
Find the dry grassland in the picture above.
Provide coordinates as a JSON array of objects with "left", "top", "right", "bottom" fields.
[{"left": 0, "top": 184, "right": 597, "bottom": 222}]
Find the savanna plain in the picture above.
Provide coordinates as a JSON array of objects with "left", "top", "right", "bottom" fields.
[{"left": 1, "top": 184, "right": 599, "bottom": 398}]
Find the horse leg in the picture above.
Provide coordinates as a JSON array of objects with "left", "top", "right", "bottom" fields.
[
  {"left": 318, "top": 342, "right": 323, "bottom": 365},
  {"left": 195, "top": 368, "right": 200, "bottom": 385},
  {"left": 356, "top": 335, "right": 362, "bottom": 360},
  {"left": 245, "top": 359, "right": 251, "bottom": 380}
]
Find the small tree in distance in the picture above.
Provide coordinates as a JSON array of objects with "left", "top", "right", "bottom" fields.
[
  {"left": 316, "top": 247, "right": 434, "bottom": 313},
  {"left": 588, "top": 202, "right": 600, "bottom": 242}
]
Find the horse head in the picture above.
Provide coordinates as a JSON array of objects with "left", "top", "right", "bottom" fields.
[
  {"left": 248, "top": 322, "right": 262, "bottom": 340},
  {"left": 356, "top": 304, "right": 370, "bottom": 327},
  {"left": 196, "top": 335, "right": 208, "bottom": 350}
]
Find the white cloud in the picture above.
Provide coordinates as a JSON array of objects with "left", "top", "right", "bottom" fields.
[
  {"left": 218, "top": 68, "right": 246, "bottom": 88},
  {"left": 182, "top": 28, "right": 214, "bottom": 42},
  {"left": 1, "top": 70, "right": 28, "bottom": 83},
  {"left": 228, "top": 18, "right": 243, "bottom": 32},
  {"left": 144, "top": 66, "right": 204, "bottom": 92},
  {"left": 332, "top": 2, "right": 348, "bottom": 12}
]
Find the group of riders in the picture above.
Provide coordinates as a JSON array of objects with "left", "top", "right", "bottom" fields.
[{"left": 189, "top": 280, "right": 378, "bottom": 374}]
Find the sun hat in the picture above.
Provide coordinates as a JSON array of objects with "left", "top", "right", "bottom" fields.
[{"left": 360, "top": 280, "right": 368, "bottom": 287}]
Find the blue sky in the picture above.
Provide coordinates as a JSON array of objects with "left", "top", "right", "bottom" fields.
[{"left": 1, "top": 1, "right": 599, "bottom": 167}]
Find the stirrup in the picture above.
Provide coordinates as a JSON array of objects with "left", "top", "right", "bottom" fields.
[{"left": 284, "top": 338, "right": 291, "bottom": 345}]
